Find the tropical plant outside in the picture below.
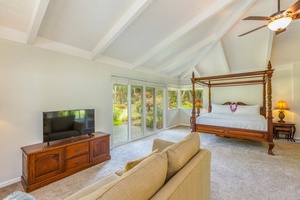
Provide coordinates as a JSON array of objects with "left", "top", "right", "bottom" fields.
[
  {"left": 181, "top": 89, "right": 202, "bottom": 109},
  {"left": 113, "top": 85, "right": 164, "bottom": 130}
]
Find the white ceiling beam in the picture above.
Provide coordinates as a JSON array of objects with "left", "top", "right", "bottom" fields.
[
  {"left": 130, "top": 0, "right": 235, "bottom": 69},
  {"left": 179, "top": 66, "right": 194, "bottom": 81},
  {"left": 180, "top": 0, "right": 256, "bottom": 78},
  {"left": 26, "top": 0, "right": 49, "bottom": 44},
  {"left": 263, "top": 1, "right": 277, "bottom": 68},
  {"left": 193, "top": 66, "right": 201, "bottom": 78},
  {"left": 95, "top": 55, "right": 131, "bottom": 69},
  {"left": 34, "top": 37, "right": 92, "bottom": 59},
  {"left": 176, "top": 44, "right": 214, "bottom": 79},
  {"left": 0, "top": 25, "right": 27, "bottom": 43},
  {"left": 91, "top": 0, "right": 153, "bottom": 60},
  {"left": 216, "top": 41, "right": 230, "bottom": 74},
  {"left": 153, "top": 34, "right": 216, "bottom": 75},
  {"left": 215, "top": 0, "right": 256, "bottom": 41}
]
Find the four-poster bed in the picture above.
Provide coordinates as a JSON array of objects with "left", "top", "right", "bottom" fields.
[{"left": 191, "top": 61, "right": 274, "bottom": 155}]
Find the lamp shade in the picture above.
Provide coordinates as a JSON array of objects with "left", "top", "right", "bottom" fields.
[
  {"left": 195, "top": 100, "right": 202, "bottom": 108},
  {"left": 274, "top": 100, "right": 289, "bottom": 110},
  {"left": 268, "top": 17, "right": 292, "bottom": 31}
]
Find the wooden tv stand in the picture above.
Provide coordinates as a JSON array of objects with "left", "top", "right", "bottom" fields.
[{"left": 21, "top": 132, "right": 110, "bottom": 192}]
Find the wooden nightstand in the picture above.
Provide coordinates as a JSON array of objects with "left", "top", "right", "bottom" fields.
[{"left": 273, "top": 122, "right": 296, "bottom": 142}]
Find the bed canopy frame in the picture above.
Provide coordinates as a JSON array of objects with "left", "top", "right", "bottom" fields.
[{"left": 191, "top": 61, "right": 274, "bottom": 155}]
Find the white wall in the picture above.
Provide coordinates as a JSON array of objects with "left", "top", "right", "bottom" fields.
[
  {"left": 0, "top": 39, "right": 179, "bottom": 187},
  {"left": 293, "top": 63, "right": 300, "bottom": 139}
]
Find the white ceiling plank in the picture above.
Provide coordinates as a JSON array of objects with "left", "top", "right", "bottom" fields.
[
  {"left": 95, "top": 55, "right": 131, "bottom": 69},
  {"left": 91, "top": 0, "right": 153, "bottom": 59},
  {"left": 131, "top": 0, "right": 235, "bottom": 69},
  {"left": 34, "top": 37, "right": 92, "bottom": 59},
  {"left": 26, "top": 0, "right": 49, "bottom": 44},
  {"left": 153, "top": 34, "right": 216, "bottom": 75}
]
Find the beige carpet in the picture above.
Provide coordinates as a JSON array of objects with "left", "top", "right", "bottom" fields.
[{"left": 1, "top": 126, "right": 300, "bottom": 200}]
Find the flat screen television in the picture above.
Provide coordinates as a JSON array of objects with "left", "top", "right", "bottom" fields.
[{"left": 43, "top": 109, "right": 95, "bottom": 142}]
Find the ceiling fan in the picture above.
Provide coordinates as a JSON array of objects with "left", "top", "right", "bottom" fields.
[{"left": 238, "top": 0, "right": 300, "bottom": 37}]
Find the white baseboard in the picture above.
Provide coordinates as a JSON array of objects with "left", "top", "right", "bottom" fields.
[
  {"left": 178, "top": 124, "right": 191, "bottom": 127},
  {"left": 0, "top": 177, "right": 21, "bottom": 188}
]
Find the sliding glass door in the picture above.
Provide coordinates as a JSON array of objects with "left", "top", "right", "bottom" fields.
[
  {"left": 112, "top": 84, "right": 129, "bottom": 146},
  {"left": 156, "top": 88, "right": 164, "bottom": 131},
  {"left": 113, "top": 84, "right": 165, "bottom": 147},
  {"left": 131, "top": 86, "right": 143, "bottom": 140},
  {"left": 145, "top": 87, "right": 155, "bottom": 135}
]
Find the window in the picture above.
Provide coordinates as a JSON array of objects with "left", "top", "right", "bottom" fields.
[
  {"left": 181, "top": 88, "right": 202, "bottom": 109},
  {"left": 168, "top": 88, "right": 178, "bottom": 109}
]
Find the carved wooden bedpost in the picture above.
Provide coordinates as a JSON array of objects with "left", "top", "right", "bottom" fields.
[
  {"left": 191, "top": 72, "right": 196, "bottom": 132},
  {"left": 267, "top": 61, "right": 274, "bottom": 155},
  {"left": 263, "top": 75, "right": 266, "bottom": 117},
  {"left": 208, "top": 80, "right": 212, "bottom": 112}
]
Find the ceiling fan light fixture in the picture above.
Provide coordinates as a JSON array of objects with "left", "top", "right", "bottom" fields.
[{"left": 268, "top": 17, "right": 292, "bottom": 31}]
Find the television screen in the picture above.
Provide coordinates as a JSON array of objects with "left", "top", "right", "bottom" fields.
[{"left": 43, "top": 109, "right": 95, "bottom": 142}]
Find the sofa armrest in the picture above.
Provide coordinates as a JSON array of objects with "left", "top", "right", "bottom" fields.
[
  {"left": 73, "top": 121, "right": 84, "bottom": 134},
  {"left": 152, "top": 139, "right": 175, "bottom": 152}
]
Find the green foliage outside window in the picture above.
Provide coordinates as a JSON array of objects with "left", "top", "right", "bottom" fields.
[
  {"left": 168, "top": 89, "right": 178, "bottom": 109},
  {"left": 181, "top": 89, "right": 202, "bottom": 109}
]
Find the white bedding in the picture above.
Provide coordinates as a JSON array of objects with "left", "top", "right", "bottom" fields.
[{"left": 196, "top": 113, "right": 267, "bottom": 131}]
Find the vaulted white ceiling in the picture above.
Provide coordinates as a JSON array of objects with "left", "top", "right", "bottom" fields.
[{"left": 0, "top": 0, "right": 299, "bottom": 81}]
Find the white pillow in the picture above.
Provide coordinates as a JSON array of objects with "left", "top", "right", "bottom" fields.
[
  {"left": 211, "top": 103, "right": 232, "bottom": 114},
  {"left": 234, "top": 105, "right": 260, "bottom": 115}
]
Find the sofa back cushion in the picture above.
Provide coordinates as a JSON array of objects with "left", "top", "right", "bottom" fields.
[
  {"left": 123, "top": 149, "right": 158, "bottom": 173},
  {"left": 163, "top": 132, "right": 200, "bottom": 181},
  {"left": 80, "top": 152, "right": 168, "bottom": 200},
  {"left": 51, "top": 115, "right": 75, "bottom": 132}
]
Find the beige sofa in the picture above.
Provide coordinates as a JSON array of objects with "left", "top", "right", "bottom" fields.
[{"left": 65, "top": 132, "right": 211, "bottom": 200}]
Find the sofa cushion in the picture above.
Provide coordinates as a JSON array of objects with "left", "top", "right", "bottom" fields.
[
  {"left": 152, "top": 139, "right": 175, "bottom": 152},
  {"left": 51, "top": 115, "right": 75, "bottom": 132},
  {"left": 163, "top": 132, "right": 200, "bottom": 181},
  {"left": 80, "top": 152, "right": 168, "bottom": 200},
  {"left": 123, "top": 149, "right": 158, "bottom": 173},
  {"left": 65, "top": 174, "right": 119, "bottom": 200}
]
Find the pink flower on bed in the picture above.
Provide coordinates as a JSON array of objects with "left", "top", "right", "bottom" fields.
[{"left": 230, "top": 103, "right": 238, "bottom": 112}]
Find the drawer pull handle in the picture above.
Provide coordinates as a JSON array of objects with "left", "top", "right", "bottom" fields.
[
  {"left": 74, "top": 149, "right": 79, "bottom": 152},
  {"left": 74, "top": 161, "right": 80, "bottom": 164}
]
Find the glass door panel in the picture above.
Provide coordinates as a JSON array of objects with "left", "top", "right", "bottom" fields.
[
  {"left": 146, "top": 87, "right": 155, "bottom": 135},
  {"left": 131, "top": 86, "right": 143, "bottom": 140},
  {"left": 156, "top": 88, "right": 164, "bottom": 130},
  {"left": 112, "top": 84, "right": 129, "bottom": 146}
]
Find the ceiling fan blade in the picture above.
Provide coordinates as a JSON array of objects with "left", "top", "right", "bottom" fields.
[
  {"left": 292, "top": 12, "right": 300, "bottom": 19},
  {"left": 243, "top": 16, "right": 270, "bottom": 20},
  {"left": 238, "top": 24, "right": 268, "bottom": 37},
  {"left": 284, "top": 0, "right": 300, "bottom": 14},
  {"left": 275, "top": 28, "right": 286, "bottom": 35},
  {"left": 270, "top": 10, "right": 285, "bottom": 17}
]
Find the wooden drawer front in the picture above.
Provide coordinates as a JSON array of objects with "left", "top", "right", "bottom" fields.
[
  {"left": 65, "top": 154, "right": 89, "bottom": 171},
  {"left": 65, "top": 142, "right": 89, "bottom": 159}
]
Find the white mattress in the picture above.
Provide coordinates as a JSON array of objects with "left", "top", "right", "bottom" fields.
[{"left": 196, "top": 113, "right": 267, "bottom": 131}]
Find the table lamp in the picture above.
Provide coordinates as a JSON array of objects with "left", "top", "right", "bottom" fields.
[
  {"left": 274, "top": 100, "right": 289, "bottom": 123},
  {"left": 195, "top": 100, "right": 202, "bottom": 116}
]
